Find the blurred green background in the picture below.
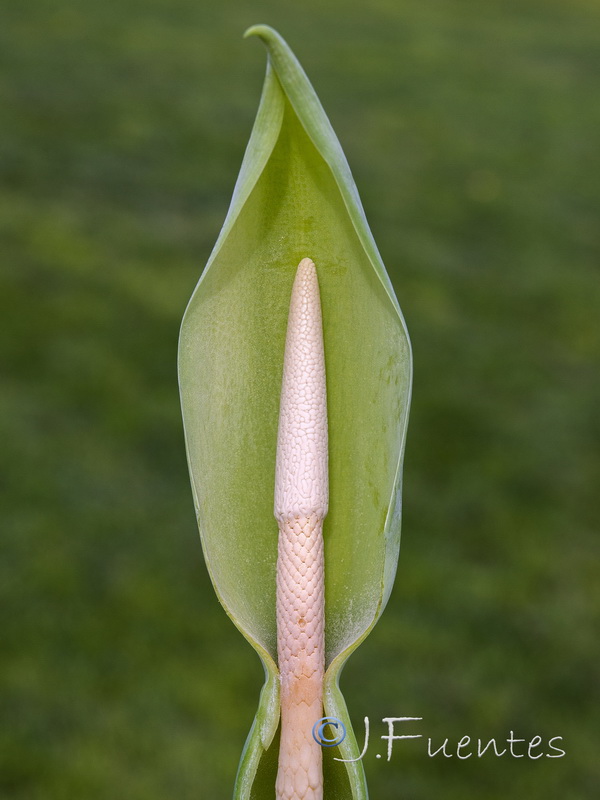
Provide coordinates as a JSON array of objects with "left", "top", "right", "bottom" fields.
[{"left": 1, "top": 0, "right": 599, "bottom": 798}]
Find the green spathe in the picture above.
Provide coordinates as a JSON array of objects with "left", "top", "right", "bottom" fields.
[{"left": 178, "top": 24, "right": 412, "bottom": 799}]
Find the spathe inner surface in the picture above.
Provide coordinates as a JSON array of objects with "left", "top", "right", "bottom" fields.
[{"left": 180, "top": 103, "right": 410, "bottom": 664}]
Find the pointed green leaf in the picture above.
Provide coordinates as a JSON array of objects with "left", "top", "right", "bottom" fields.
[{"left": 178, "top": 25, "right": 412, "bottom": 799}]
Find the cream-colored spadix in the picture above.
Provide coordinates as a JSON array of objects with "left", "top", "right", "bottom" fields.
[{"left": 275, "top": 258, "right": 328, "bottom": 800}]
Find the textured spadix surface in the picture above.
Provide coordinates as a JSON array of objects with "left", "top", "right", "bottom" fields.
[
  {"left": 178, "top": 25, "right": 412, "bottom": 800},
  {"left": 275, "top": 258, "right": 327, "bottom": 800}
]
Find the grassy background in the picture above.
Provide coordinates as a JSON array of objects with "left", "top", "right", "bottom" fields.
[{"left": 1, "top": 0, "right": 599, "bottom": 798}]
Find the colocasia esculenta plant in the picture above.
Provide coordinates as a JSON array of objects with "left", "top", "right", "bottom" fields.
[{"left": 178, "top": 25, "right": 412, "bottom": 800}]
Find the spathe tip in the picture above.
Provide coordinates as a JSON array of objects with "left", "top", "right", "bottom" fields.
[{"left": 243, "top": 24, "right": 278, "bottom": 41}]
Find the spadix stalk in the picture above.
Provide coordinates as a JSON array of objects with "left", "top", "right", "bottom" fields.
[{"left": 275, "top": 258, "right": 327, "bottom": 800}]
